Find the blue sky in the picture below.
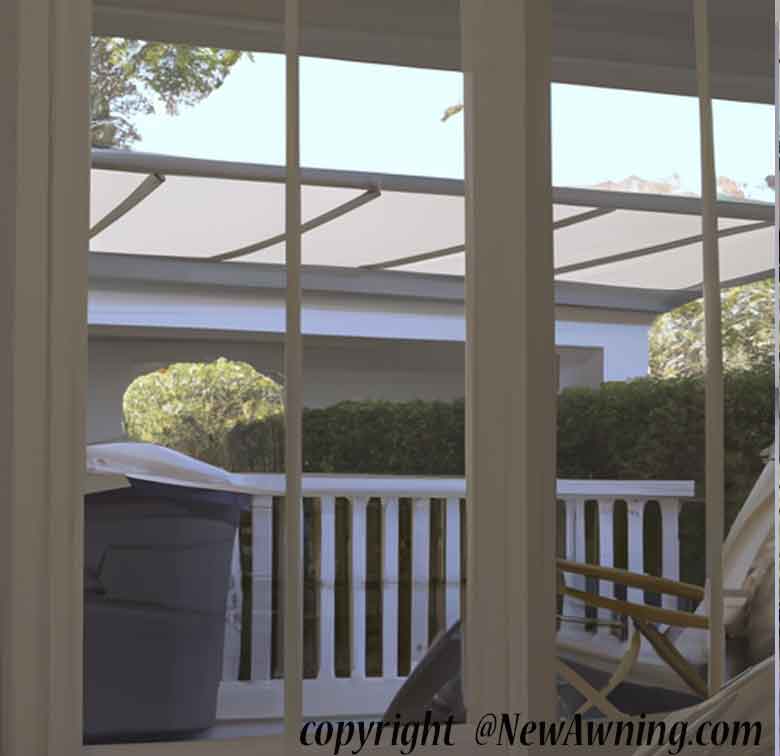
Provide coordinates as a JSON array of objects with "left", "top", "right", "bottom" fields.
[{"left": 130, "top": 53, "right": 774, "bottom": 200}]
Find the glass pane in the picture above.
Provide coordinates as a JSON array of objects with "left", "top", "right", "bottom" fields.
[
  {"left": 553, "top": 9, "right": 774, "bottom": 728},
  {"left": 300, "top": 57, "right": 464, "bottom": 178},
  {"left": 551, "top": 86, "right": 773, "bottom": 201},
  {"left": 85, "top": 26, "right": 288, "bottom": 743},
  {"left": 296, "top": 0, "right": 467, "bottom": 727},
  {"left": 92, "top": 37, "right": 285, "bottom": 164}
]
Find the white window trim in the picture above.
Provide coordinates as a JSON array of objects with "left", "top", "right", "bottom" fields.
[
  {"left": 462, "top": 0, "right": 558, "bottom": 725},
  {"left": 2, "top": 0, "right": 91, "bottom": 754},
  {"left": 2, "top": 0, "right": 742, "bottom": 753},
  {"left": 4, "top": 1, "right": 559, "bottom": 751}
]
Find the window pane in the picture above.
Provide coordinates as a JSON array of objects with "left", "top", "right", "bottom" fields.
[{"left": 86, "top": 29, "right": 288, "bottom": 743}]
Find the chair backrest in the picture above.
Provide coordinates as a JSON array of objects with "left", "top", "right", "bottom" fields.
[{"left": 669, "top": 461, "right": 773, "bottom": 650}]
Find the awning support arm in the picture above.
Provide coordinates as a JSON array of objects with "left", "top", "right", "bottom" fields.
[
  {"left": 555, "top": 220, "right": 771, "bottom": 277},
  {"left": 211, "top": 188, "right": 380, "bottom": 262},
  {"left": 89, "top": 173, "right": 165, "bottom": 238},
  {"left": 363, "top": 207, "right": 615, "bottom": 271}
]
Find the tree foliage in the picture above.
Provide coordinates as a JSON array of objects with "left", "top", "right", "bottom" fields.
[
  {"left": 649, "top": 279, "right": 774, "bottom": 378},
  {"left": 123, "top": 358, "right": 283, "bottom": 470},
  {"left": 91, "top": 37, "right": 248, "bottom": 147}
]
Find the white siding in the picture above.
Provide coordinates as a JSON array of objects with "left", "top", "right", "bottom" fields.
[
  {"left": 87, "top": 336, "right": 465, "bottom": 443},
  {"left": 556, "top": 320, "right": 650, "bottom": 382},
  {"left": 87, "top": 320, "right": 648, "bottom": 444}
]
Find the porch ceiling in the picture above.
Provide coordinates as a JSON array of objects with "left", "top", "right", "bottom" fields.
[
  {"left": 90, "top": 149, "right": 774, "bottom": 298},
  {"left": 93, "top": 0, "right": 774, "bottom": 103}
]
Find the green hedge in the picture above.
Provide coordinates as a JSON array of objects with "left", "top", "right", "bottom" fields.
[
  {"left": 302, "top": 399, "right": 465, "bottom": 475},
  {"left": 224, "top": 362, "right": 772, "bottom": 586},
  {"left": 556, "top": 361, "right": 772, "bottom": 585},
  {"left": 229, "top": 363, "right": 771, "bottom": 493},
  {"left": 557, "top": 363, "right": 772, "bottom": 503}
]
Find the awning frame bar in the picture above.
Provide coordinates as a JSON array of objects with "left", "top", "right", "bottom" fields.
[{"left": 91, "top": 148, "right": 774, "bottom": 222}]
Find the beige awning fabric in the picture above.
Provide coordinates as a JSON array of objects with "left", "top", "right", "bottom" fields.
[{"left": 89, "top": 149, "right": 774, "bottom": 294}]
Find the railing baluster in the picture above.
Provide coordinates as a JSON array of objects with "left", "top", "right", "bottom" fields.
[
  {"left": 660, "top": 497, "right": 682, "bottom": 612},
  {"left": 234, "top": 476, "right": 693, "bottom": 711},
  {"left": 627, "top": 498, "right": 646, "bottom": 606},
  {"left": 251, "top": 494, "right": 274, "bottom": 680},
  {"left": 318, "top": 495, "right": 336, "bottom": 679},
  {"left": 596, "top": 498, "right": 615, "bottom": 636},
  {"left": 445, "top": 497, "right": 461, "bottom": 629},
  {"left": 222, "top": 531, "right": 242, "bottom": 681},
  {"left": 351, "top": 496, "right": 368, "bottom": 678},
  {"left": 562, "top": 497, "right": 586, "bottom": 626},
  {"left": 382, "top": 497, "right": 399, "bottom": 677},
  {"left": 410, "top": 497, "right": 430, "bottom": 668}
]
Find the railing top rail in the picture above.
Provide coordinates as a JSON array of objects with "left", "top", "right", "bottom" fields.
[
  {"left": 231, "top": 473, "right": 466, "bottom": 498},
  {"left": 86, "top": 444, "right": 694, "bottom": 499},
  {"left": 228, "top": 473, "right": 695, "bottom": 499},
  {"left": 556, "top": 479, "right": 695, "bottom": 498}
]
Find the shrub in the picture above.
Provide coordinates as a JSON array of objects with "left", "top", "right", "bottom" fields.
[
  {"left": 301, "top": 399, "right": 465, "bottom": 475},
  {"left": 123, "top": 357, "right": 284, "bottom": 471}
]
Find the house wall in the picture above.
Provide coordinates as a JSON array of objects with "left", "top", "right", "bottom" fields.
[
  {"left": 86, "top": 320, "right": 649, "bottom": 444},
  {"left": 555, "top": 320, "right": 651, "bottom": 383},
  {"left": 87, "top": 335, "right": 465, "bottom": 443}
]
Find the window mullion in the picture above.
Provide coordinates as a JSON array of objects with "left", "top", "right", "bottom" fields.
[
  {"left": 284, "top": 0, "right": 304, "bottom": 743},
  {"left": 693, "top": 0, "right": 726, "bottom": 696}
]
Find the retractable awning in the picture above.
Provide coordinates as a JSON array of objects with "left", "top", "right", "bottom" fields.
[{"left": 90, "top": 148, "right": 774, "bottom": 296}]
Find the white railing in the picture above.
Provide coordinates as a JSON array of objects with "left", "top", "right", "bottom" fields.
[{"left": 217, "top": 475, "right": 694, "bottom": 725}]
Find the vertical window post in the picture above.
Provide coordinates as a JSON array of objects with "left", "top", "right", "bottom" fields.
[
  {"left": 772, "top": 18, "right": 779, "bottom": 751},
  {"left": 693, "top": 0, "right": 725, "bottom": 696},
  {"left": 284, "top": 0, "right": 304, "bottom": 740},
  {"left": 2, "top": 0, "right": 90, "bottom": 753},
  {"left": 462, "top": 0, "right": 557, "bottom": 721}
]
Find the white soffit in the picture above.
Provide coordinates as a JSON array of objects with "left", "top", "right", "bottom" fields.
[{"left": 89, "top": 151, "right": 774, "bottom": 293}]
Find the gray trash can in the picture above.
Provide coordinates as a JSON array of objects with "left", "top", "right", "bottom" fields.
[{"left": 83, "top": 477, "right": 248, "bottom": 743}]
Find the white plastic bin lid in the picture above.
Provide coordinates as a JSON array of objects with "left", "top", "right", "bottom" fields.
[{"left": 85, "top": 442, "right": 239, "bottom": 495}]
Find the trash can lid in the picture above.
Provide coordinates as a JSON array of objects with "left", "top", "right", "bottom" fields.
[{"left": 86, "top": 442, "right": 241, "bottom": 495}]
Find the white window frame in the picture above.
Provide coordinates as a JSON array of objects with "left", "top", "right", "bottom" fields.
[
  {"left": 2, "top": 1, "right": 91, "bottom": 755},
  {"left": 1, "top": 0, "right": 737, "bottom": 753},
  {"left": 773, "top": 16, "right": 779, "bottom": 755},
  {"left": 461, "top": 0, "right": 557, "bottom": 725}
]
